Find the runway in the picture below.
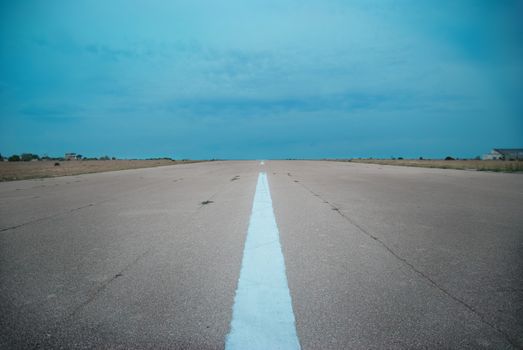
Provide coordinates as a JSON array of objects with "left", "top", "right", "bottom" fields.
[{"left": 1, "top": 160, "right": 522, "bottom": 349}]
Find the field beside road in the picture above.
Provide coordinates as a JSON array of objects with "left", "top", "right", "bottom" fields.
[
  {"left": 0, "top": 159, "right": 203, "bottom": 181},
  {"left": 338, "top": 159, "right": 523, "bottom": 172}
]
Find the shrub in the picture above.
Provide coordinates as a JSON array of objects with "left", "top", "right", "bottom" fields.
[
  {"left": 445, "top": 156, "right": 455, "bottom": 160},
  {"left": 8, "top": 155, "right": 21, "bottom": 162},
  {"left": 21, "top": 153, "right": 39, "bottom": 161}
]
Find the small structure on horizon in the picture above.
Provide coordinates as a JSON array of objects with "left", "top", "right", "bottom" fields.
[
  {"left": 65, "top": 153, "right": 77, "bottom": 160},
  {"left": 482, "top": 149, "right": 523, "bottom": 160}
]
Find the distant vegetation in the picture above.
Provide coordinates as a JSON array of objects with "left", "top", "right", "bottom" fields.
[
  {"left": 1, "top": 153, "right": 122, "bottom": 162},
  {"left": 0, "top": 153, "right": 180, "bottom": 165},
  {"left": 337, "top": 158, "right": 523, "bottom": 172},
  {"left": 2, "top": 153, "right": 41, "bottom": 161}
]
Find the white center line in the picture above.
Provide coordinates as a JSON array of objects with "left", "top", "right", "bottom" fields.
[{"left": 226, "top": 172, "right": 301, "bottom": 350}]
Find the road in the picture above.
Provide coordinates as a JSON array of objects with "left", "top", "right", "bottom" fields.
[{"left": 1, "top": 160, "right": 522, "bottom": 349}]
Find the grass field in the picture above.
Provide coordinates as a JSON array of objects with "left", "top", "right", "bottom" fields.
[
  {"left": 335, "top": 159, "right": 523, "bottom": 172},
  {"left": 0, "top": 159, "right": 203, "bottom": 181}
]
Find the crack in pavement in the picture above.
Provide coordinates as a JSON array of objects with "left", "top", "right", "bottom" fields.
[
  {"left": 0, "top": 177, "right": 188, "bottom": 234},
  {"left": 61, "top": 172, "right": 244, "bottom": 315},
  {"left": 290, "top": 176, "right": 520, "bottom": 349},
  {"left": 67, "top": 249, "right": 151, "bottom": 319},
  {"left": 32, "top": 171, "right": 248, "bottom": 347},
  {"left": 0, "top": 204, "right": 95, "bottom": 233}
]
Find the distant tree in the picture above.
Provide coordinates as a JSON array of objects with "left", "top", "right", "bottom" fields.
[
  {"left": 419, "top": 157, "right": 424, "bottom": 160},
  {"left": 398, "top": 157, "right": 403, "bottom": 160},
  {"left": 0, "top": 153, "right": 3, "bottom": 161},
  {"left": 100, "top": 155, "right": 110, "bottom": 160},
  {"left": 474, "top": 156, "right": 481, "bottom": 160},
  {"left": 21, "top": 153, "right": 40, "bottom": 161},
  {"left": 8, "top": 155, "right": 21, "bottom": 162},
  {"left": 111, "top": 156, "right": 116, "bottom": 160},
  {"left": 76, "top": 154, "right": 83, "bottom": 160},
  {"left": 21, "top": 153, "right": 33, "bottom": 161},
  {"left": 445, "top": 156, "right": 455, "bottom": 161}
]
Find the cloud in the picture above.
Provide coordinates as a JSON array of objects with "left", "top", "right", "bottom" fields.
[
  {"left": 32, "top": 37, "right": 157, "bottom": 62},
  {"left": 161, "top": 92, "right": 392, "bottom": 117},
  {"left": 19, "top": 104, "right": 86, "bottom": 122}
]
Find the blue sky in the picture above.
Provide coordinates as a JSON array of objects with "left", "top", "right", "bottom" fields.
[{"left": 1, "top": 0, "right": 522, "bottom": 159}]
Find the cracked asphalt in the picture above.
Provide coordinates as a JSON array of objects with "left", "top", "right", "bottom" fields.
[{"left": 1, "top": 160, "right": 522, "bottom": 349}]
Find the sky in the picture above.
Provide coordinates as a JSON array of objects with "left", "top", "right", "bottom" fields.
[{"left": 1, "top": 0, "right": 522, "bottom": 159}]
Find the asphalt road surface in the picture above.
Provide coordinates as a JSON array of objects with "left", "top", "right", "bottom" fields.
[{"left": 1, "top": 161, "right": 522, "bottom": 349}]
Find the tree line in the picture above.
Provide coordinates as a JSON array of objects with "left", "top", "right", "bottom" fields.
[{"left": 0, "top": 153, "right": 117, "bottom": 162}]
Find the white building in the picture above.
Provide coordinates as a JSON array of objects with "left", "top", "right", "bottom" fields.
[
  {"left": 482, "top": 149, "right": 523, "bottom": 160},
  {"left": 65, "top": 153, "right": 77, "bottom": 160}
]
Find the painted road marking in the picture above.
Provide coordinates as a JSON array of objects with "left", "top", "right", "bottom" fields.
[
  {"left": 260, "top": 160, "right": 265, "bottom": 165},
  {"left": 226, "top": 172, "right": 300, "bottom": 350}
]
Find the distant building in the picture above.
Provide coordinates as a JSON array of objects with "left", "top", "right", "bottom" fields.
[
  {"left": 65, "top": 153, "right": 76, "bottom": 160},
  {"left": 482, "top": 149, "right": 523, "bottom": 160}
]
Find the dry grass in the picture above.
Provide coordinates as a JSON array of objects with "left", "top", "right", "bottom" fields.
[
  {"left": 0, "top": 160, "right": 203, "bottom": 181},
  {"left": 335, "top": 159, "right": 523, "bottom": 172}
]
